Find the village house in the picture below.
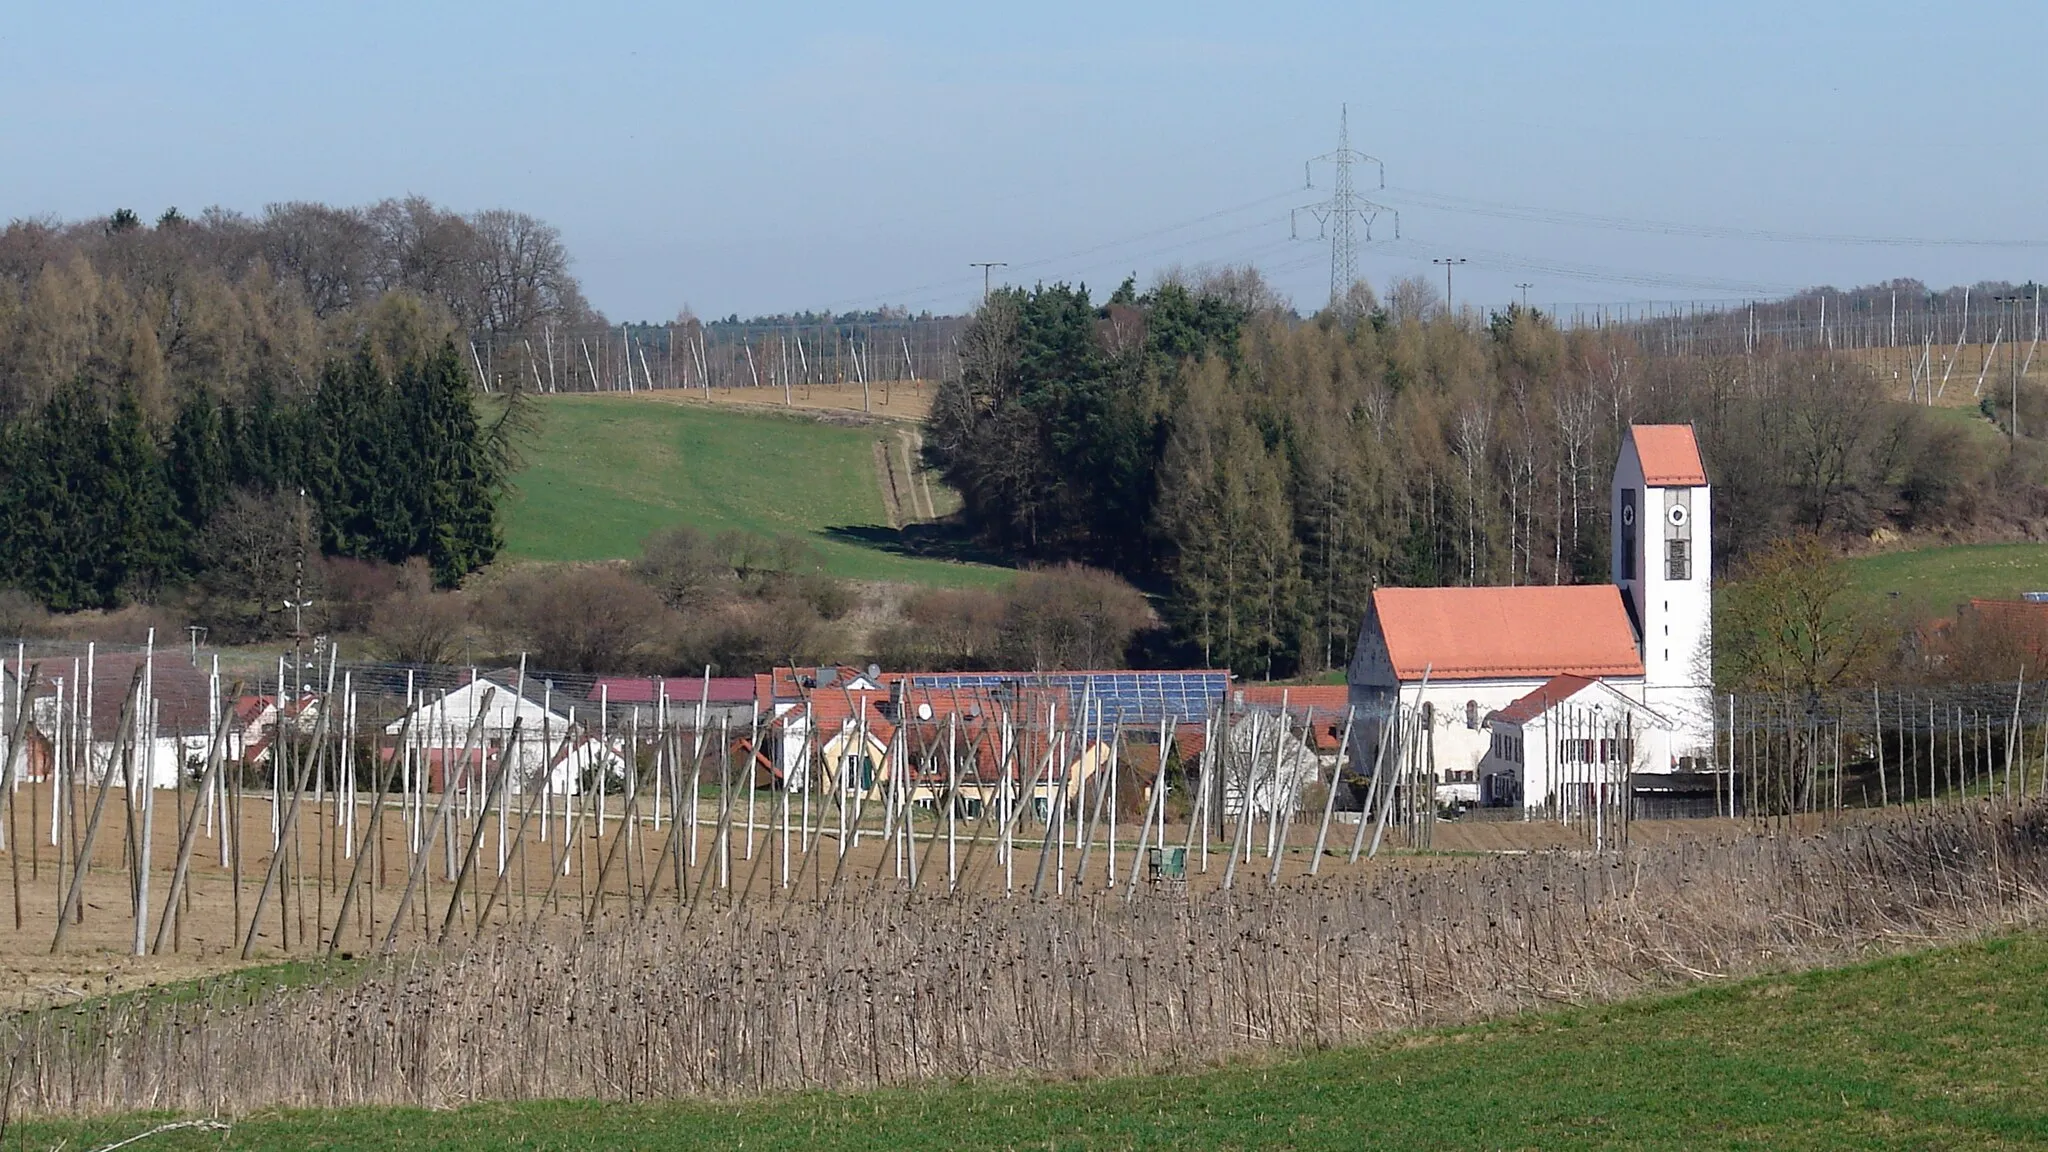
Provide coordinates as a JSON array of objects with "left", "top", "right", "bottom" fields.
[
  {"left": 756, "top": 667, "right": 1230, "bottom": 817},
  {"left": 1477, "top": 674, "right": 1672, "bottom": 811},
  {"left": 22, "top": 652, "right": 218, "bottom": 789}
]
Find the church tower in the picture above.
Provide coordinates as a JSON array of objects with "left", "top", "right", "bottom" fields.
[{"left": 1611, "top": 424, "right": 1713, "bottom": 765}]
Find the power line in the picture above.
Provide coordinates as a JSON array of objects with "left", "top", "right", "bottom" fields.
[
  {"left": 1294, "top": 105, "right": 1398, "bottom": 306},
  {"left": 1385, "top": 183, "right": 2048, "bottom": 249}
]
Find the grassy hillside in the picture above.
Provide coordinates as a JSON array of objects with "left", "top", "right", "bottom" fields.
[
  {"left": 1849, "top": 542, "right": 2048, "bottom": 618},
  {"left": 499, "top": 395, "right": 1005, "bottom": 587},
  {"left": 27, "top": 932, "right": 2048, "bottom": 1149}
]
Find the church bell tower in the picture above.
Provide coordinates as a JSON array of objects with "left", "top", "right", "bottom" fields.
[{"left": 1612, "top": 424, "right": 1713, "bottom": 764}]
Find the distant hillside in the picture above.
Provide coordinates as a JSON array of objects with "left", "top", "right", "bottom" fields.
[{"left": 500, "top": 395, "right": 1007, "bottom": 587}]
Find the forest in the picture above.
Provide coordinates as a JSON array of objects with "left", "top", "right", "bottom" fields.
[
  {"left": 0, "top": 201, "right": 570, "bottom": 635},
  {"left": 3, "top": 203, "right": 2044, "bottom": 684},
  {"left": 925, "top": 272, "right": 2048, "bottom": 679}
]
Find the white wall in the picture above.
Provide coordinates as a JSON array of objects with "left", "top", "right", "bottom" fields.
[{"left": 1612, "top": 441, "right": 1716, "bottom": 766}]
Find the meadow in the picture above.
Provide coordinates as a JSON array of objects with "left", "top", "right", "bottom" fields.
[
  {"left": 1848, "top": 541, "right": 2048, "bottom": 619},
  {"left": 498, "top": 394, "right": 1005, "bottom": 587}
]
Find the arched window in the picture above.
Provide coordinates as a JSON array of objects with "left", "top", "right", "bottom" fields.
[{"left": 1466, "top": 700, "right": 1480, "bottom": 729}]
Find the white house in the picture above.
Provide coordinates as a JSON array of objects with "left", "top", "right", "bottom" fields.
[
  {"left": 1348, "top": 424, "right": 1715, "bottom": 805},
  {"left": 1478, "top": 674, "right": 1671, "bottom": 811},
  {"left": 383, "top": 676, "right": 624, "bottom": 794},
  {"left": 26, "top": 652, "right": 218, "bottom": 790}
]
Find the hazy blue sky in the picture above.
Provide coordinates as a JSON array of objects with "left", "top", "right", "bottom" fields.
[{"left": 3, "top": 1, "right": 2040, "bottom": 321}]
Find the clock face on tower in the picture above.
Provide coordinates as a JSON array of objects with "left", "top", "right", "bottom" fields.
[{"left": 1621, "top": 504, "right": 1635, "bottom": 527}]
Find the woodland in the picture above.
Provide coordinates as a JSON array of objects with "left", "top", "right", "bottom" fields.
[
  {"left": 926, "top": 272, "right": 2048, "bottom": 679},
  {"left": 2, "top": 203, "right": 2043, "bottom": 684}
]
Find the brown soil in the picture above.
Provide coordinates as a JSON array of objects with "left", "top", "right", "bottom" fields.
[{"left": 0, "top": 772, "right": 1746, "bottom": 1009}]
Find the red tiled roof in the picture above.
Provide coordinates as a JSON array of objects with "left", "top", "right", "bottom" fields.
[
  {"left": 1492, "top": 674, "right": 1599, "bottom": 725},
  {"left": 1370, "top": 585, "right": 1644, "bottom": 681},
  {"left": 1238, "top": 685, "right": 1349, "bottom": 714},
  {"left": 589, "top": 676, "right": 755, "bottom": 706},
  {"left": 1628, "top": 424, "right": 1707, "bottom": 486}
]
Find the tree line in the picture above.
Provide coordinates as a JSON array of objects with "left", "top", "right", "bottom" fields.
[
  {"left": 0, "top": 199, "right": 594, "bottom": 423},
  {"left": 0, "top": 343, "right": 513, "bottom": 635},
  {"left": 926, "top": 272, "right": 2046, "bottom": 679}
]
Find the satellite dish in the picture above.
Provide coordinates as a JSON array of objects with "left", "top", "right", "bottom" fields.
[
  {"left": 866, "top": 663, "right": 882, "bottom": 680},
  {"left": 917, "top": 702, "right": 934, "bottom": 722},
  {"left": 1668, "top": 505, "right": 1688, "bottom": 527}
]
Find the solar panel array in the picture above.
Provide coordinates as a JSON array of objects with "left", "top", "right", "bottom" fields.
[{"left": 908, "top": 671, "right": 1229, "bottom": 725}]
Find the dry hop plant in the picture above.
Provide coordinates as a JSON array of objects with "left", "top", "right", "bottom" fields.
[{"left": 6, "top": 799, "right": 2048, "bottom": 1118}]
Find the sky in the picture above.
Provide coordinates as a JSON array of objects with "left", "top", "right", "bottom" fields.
[{"left": 2, "top": 1, "right": 2042, "bottom": 322}]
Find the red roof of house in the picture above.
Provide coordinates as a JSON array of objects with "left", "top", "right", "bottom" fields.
[
  {"left": 1628, "top": 424, "right": 1707, "bottom": 486},
  {"left": 1370, "top": 585, "right": 1644, "bottom": 681},
  {"left": 1958, "top": 599, "right": 2048, "bottom": 660},
  {"left": 1238, "top": 685, "right": 1349, "bottom": 714},
  {"left": 1237, "top": 685, "right": 1351, "bottom": 750},
  {"left": 1492, "top": 674, "right": 1599, "bottom": 725},
  {"left": 589, "top": 676, "right": 755, "bottom": 706}
]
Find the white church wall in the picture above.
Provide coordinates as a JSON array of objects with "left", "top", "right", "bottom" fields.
[{"left": 1613, "top": 436, "right": 1716, "bottom": 766}]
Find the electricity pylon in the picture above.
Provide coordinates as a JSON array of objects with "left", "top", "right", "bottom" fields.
[{"left": 1293, "top": 105, "right": 1398, "bottom": 308}]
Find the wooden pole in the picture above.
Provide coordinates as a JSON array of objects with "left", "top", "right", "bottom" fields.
[
  {"left": 1308, "top": 707, "right": 1357, "bottom": 875},
  {"left": 0, "top": 664, "right": 39, "bottom": 930},
  {"left": 438, "top": 718, "right": 521, "bottom": 944},
  {"left": 327, "top": 709, "right": 417, "bottom": 955},
  {"left": 379, "top": 690, "right": 492, "bottom": 954},
  {"left": 53, "top": 672, "right": 143, "bottom": 954},
  {"left": 152, "top": 681, "right": 242, "bottom": 954},
  {"left": 241, "top": 694, "right": 333, "bottom": 960}
]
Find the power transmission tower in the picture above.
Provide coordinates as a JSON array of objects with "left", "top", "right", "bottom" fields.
[{"left": 1293, "top": 105, "right": 1397, "bottom": 307}]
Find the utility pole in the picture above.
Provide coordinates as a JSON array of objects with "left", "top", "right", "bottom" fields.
[
  {"left": 1515, "top": 283, "right": 1534, "bottom": 313},
  {"left": 969, "top": 262, "right": 1008, "bottom": 305},
  {"left": 1433, "top": 258, "right": 1469, "bottom": 317},
  {"left": 1293, "top": 105, "right": 1397, "bottom": 309}
]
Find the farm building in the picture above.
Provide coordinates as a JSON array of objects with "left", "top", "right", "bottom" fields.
[
  {"left": 1477, "top": 674, "right": 1671, "bottom": 811},
  {"left": 587, "top": 675, "right": 756, "bottom": 730},
  {"left": 1349, "top": 424, "right": 1716, "bottom": 809},
  {"left": 381, "top": 674, "right": 625, "bottom": 794},
  {"left": 21, "top": 652, "right": 218, "bottom": 789}
]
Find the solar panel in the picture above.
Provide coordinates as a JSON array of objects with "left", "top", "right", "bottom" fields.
[{"left": 909, "top": 670, "right": 1228, "bottom": 725}]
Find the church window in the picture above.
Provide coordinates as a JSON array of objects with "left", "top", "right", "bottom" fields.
[
  {"left": 1667, "top": 539, "right": 1691, "bottom": 580},
  {"left": 1466, "top": 700, "right": 1479, "bottom": 729}
]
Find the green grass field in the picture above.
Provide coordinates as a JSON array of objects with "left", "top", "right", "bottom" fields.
[
  {"left": 1849, "top": 542, "right": 2048, "bottom": 618},
  {"left": 25, "top": 931, "right": 2048, "bottom": 1150},
  {"left": 499, "top": 395, "right": 1007, "bottom": 587}
]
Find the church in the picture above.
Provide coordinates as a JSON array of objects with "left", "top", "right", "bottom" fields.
[{"left": 1346, "top": 424, "right": 1715, "bottom": 809}]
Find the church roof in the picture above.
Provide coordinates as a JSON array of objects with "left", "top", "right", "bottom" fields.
[
  {"left": 1370, "top": 585, "right": 1645, "bottom": 682},
  {"left": 1627, "top": 424, "right": 1707, "bottom": 486}
]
